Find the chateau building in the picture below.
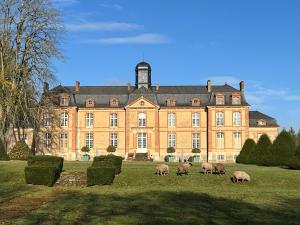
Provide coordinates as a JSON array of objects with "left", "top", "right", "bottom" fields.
[{"left": 37, "top": 62, "right": 279, "bottom": 162}]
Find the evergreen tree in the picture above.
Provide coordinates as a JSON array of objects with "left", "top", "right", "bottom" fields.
[
  {"left": 288, "top": 127, "right": 297, "bottom": 146},
  {"left": 0, "top": 139, "right": 9, "bottom": 161},
  {"left": 297, "top": 129, "right": 300, "bottom": 146},
  {"left": 265, "top": 131, "right": 297, "bottom": 166},
  {"left": 254, "top": 134, "right": 272, "bottom": 165},
  {"left": 236, "top": 139, "right": 256, "bottom": 164}
]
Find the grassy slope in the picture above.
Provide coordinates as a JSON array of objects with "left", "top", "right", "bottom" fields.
[{"left": 0, "top": 161, "right": 300, "bottom": 225}]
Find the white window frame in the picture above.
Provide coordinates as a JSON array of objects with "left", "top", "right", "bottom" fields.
[
  {"left": 44, "top": 113, "right": 51, "bottom": 127},
  {"left": 216, "top": 112, "right": 224, "bottom": 126},
  {"left": 192, "top": 133, "right": 200, "bottom": 149},
  {"left": 192, "top": 113, "right": 200, "bottom": 127},
  {"left": 110, "top": 133, "right": 118, "bottom": 148},
  {"left": 110, "top": 113, "right": 118, "bottom": 127},
  {"left": 138, "top": 113, "right": 146, "bottom": 127},
  {"left": 86, "top": 133, "right": 94, "bottom": 149},
  {"left": 60, "top": 132, "right": 68, "bottom": 149},
  {"left": 44, "top": 133, "right": 52, "bottom": 148},
  {"left": 232, "top": 96, "right": 241, "bottom": 105},
  {"left": 216, "top": 132, "right": 225, "bottom": 149},
  {"left": 60, "top": 112, "right": 68, "bottom": 127},
  {"left": 168, "top": 133, "right": 176, "bottom": 148},
  {"left": 60, "top": 96, "right": 69, "bottom": 106},
  {"left": 216, "top": 96, "right": 225, "bottom": 105},
  {"left": 233, "top": 132, "right": 241, "bottom": 149},
  {"left": 216, "top": 154, "right": 225, "bottom": 161},
  {"left": 233, "top": 112, "right": 241, "bottom": 126},
  {"left": 86, "top": 112, "right": 94, "bottom": 128},
  {"left": 168, "top": 113, "right": 176, "bottom": 127},
  {"left": 137, "top": 133, "right": 147, "bottom": 149}
]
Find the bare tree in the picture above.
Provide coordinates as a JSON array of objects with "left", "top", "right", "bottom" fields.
[{"left": 0, "top": 0, "right": 63, "bottom": 153}]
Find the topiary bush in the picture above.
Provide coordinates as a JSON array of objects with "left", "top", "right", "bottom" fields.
[
  {"left": 167, "top": 147, "right": 175, "bottom": 154},
  {"left": 106, "top": 145, "right": 116, "bottom": 153},
  {"left": 27, "top": 155, "right": 64, "bottom": 172},
  {"left": 9, "top": 141, "right": 32, "bottom": 160},
  {"left": 192, "top": 148, "right": 201, "bottom": 154},
  {"left": 92, "top": 155, "right": 123, "bottom": 174},
  {"left": 134, "top": 153, "right": 149, "bottom": 161},
  {"left": 253, "top": 134, "right": 272, "bottom": 165},
  {"left": 81, "top": 146, "right": 90, "bottom": 154},
  {"left": 87, "top": 166, "right": 115, "bottom": 186},
  {"left": 0, "top": 139, "right": 9, "bottom": 161},
  {"left": 236, "top": 139, "right": 256, "bottom": 164},
  {"left": 25, "top": 166, "right": 59, "bottom": 187}
]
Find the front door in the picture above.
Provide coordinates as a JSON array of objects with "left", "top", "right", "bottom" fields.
[{"left": 137, "top": 132, "right": 147, "bottom": 153}]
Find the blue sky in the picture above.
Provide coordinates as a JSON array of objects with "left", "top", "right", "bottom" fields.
[{"left": 53, "top": 0, "right": 300, "bottom": 130}]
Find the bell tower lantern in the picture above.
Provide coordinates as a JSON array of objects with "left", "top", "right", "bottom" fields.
[{"left": 135, "top": 61, "right": 151, "bottom": 89}]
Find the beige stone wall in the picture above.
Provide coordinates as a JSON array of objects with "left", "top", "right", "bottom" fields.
[{"left": 249, "top": 127, "right": 279, "bottom": 143}]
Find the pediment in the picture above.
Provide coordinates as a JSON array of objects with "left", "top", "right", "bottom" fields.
[{"left": 126, "top": 96, "right": 158, "bottom": 109}]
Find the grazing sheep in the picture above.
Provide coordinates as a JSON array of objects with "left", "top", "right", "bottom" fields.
[
  {"left": 231, "top": 171, "right": 251, "bottom": 183},
  {"left": 214, "top": 163, "right": 225, "bottom": 174},
  {"left": 177, "top": 162, "right": 193, "bottom": 176},
  {"left": 156, "top": 164, "right": 169, "bottom": 176},
  {"left": 202, "top": 162, "right": 213, "bottom": 174}
]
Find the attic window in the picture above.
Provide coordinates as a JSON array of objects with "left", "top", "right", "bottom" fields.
[
  {"left": 257, "top": 119, "right": 266, "bottom": 126},
  {"left": 60, "top": 95, "right": 69, "bottom": 106},
  {"left": 166, "top": 99, "right": 176, "bottom": 107},
  {"left": 192, "top": 98, "right": 200, "bottom": 106},
  {"left": 110, "top": 98, "right": 119, "bottom": 107},
  {"left": 140, "top": 101, "right": 145, "bottom": 106},
  {"left": 232, "top": 94, "right": 241, "bottom": 105},
  {"left": 216, "top": 95, "right": 225, "bottom": 105},
  {"left": 86, "top": 99, "right": 95, "bottom": 107}
]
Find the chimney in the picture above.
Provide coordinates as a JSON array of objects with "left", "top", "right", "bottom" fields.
[
  {"left": 127, "top": 83, "right": 131, "bottom": 92},
  {"left": 75, "top": 81, "right": 80, "bottom": 93},
  {"left": 207, "top": 80, "right": 211, "bottom": 92},
  {"left": 43, "top": 82, "right": 49, "bottom": 93},
  {"left": 240, "top": 81, "right": 244, "bottom": 93},
  {"left": 156, "top": 84, "right": 160, "bottom": 91}
]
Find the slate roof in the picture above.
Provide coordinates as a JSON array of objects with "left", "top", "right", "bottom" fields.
[{"left": 249, "top": 111, "right": 279, "bottom": 127}]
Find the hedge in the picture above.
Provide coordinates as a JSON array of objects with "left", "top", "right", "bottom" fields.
[
  {"left": 286, "top": 159, "right": 300, "bottom": 170},
  {"left": 134, "top": 153, "right": 148, "bottom": 161},
  {"left": 25, "top": 166, "right": 59, "bottom": 187},
  {"left": 87, "top": 166, "right": 115, "bottom": 186},
  {"left": 254, "top": 134, "right": 272, "bottom": 165},
  {"left": 236, "top": 139, "right": 256, "bottom": 164},
  {"left": 92, "top": 155, "right": 123, "bottom": 174},
  {"left": 27, "top": 155, "right": 64, "bottom": 172},
  {"left": 9, "top": 141, "right": 32, "bottom": 160},
  {"left": 0, "top": 139, "right": 9, "bottom": 161}
]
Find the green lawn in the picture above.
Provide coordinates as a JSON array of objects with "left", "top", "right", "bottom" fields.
[{"left": 0, "top": 161, "right": 300, "bottom": 225}]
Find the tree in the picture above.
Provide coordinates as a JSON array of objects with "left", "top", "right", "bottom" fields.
[
  {"left": 0, "top": 0, "right": 63, "bottom": 154},
  {"left": 0, "top": 138, "right": 9, "bottom": 160},
  {"left": 254, "top": 134, "right": 272, "bottom": 165},
  {"left": 265, "top": 131, "right": 297, "bottom": 166},
  {"left": 297, "top": 129, "right": 300, "bottom": 146},
  {"left": 236, "top": 139, "right": 256, "bottom": 164},
  {"left": 288, "top": 127, "right": 297, "bottom": 146}
]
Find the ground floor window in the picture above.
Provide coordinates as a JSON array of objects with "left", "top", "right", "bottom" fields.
[
  {"left": 168, "top": 133, "right": 176, "bottom": 148},
  {"left": 233, "top": 132, "right": 241, "bottom": 149},
  {"left": 216, "top": 154, "right": 225, "bottom": 161},
  {"left": 86, "top": 133, "right": 94, "bottom": 149},
  {"left": 137, "top": 133, "right": 147, "bottom": 149},
  {"left": 216, "top": 132, "right": 225, "bottom": 148},
  {"left": 110, "top": 133, "right": 118, "bottom": 148},
  {"left": 44, "top": 133, "right": 52, "bottom": 148},
  {"left": 60, "top": 132, "right": 68, "bottom": 149},
  {"left": 192, "top": 133, "right": 200, "bottom": 149}
]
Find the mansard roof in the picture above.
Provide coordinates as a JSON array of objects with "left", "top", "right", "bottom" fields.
[{"left": 249, "top": 111, "right": 279, "bottom": 127}]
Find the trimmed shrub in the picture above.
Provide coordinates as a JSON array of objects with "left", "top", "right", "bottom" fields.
[
  {"left": 81, "top": 146, "right": 90, "bottom": 153},
  {"left": 87, "top": 166, "right": 115, "bottom": 186},
  {"left": 236, "top": 139, "right": 256, "bottom": 164},
  {"left": 25, "top": 166, "right": 59, "bottom": 187},
  {"left": 192, "top": 148, "right": 201, "bottom": 154},
  {"left": 265, "top": 131, "right": 297, "bottom": 166},
  {"left": 286, "top": 159, "right": 300, "bottom": 170},
  {"left": 167, "top": 147, "right": 175, "bottom": 154},
  {"left": 106, "top": 145, "right": 116, "bottom": 153},
  {"left": 134, "top": 153, "right": 149, "bottom": 161},
  {"left": 9, "top": 141, "right": 32, "bottom": 160},
  {"left": 253, "top": 134, "right": 272, "bottom": 165},
  {"left": 27, "top": 155, "right": 64, "bottom": 172},
  {"left": 0, "top": 139, "right": 9, "bottom": 161},
  {"left": 92, "top": 155, "right": 123, "bottom": 174}
]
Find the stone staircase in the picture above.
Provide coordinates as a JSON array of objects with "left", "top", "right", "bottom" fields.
[{"left": 55, "top": 171, "right": 87, "bottom": 187}]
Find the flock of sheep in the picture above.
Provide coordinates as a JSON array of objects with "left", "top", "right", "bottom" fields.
[{"left": 155, "top": 162, "right": 251, "bottom": 183}]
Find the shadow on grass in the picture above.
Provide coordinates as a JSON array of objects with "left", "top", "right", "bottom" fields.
[{"left": 10, "top": 190, "right": 300, "bottom": 225}]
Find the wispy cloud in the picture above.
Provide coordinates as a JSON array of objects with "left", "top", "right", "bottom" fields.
[
  {"left": 66, "top": 22, "right": 142, "bottom": 31},
  {"left": 89, "top": 33, "right": 170, "bottom": 45},
  {"left": 99, "top": 3, "right": 123, "bottom": 10}
]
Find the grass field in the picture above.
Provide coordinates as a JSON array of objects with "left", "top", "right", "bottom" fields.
[{"left": 0, "top": 161, "right": 300, "bottom": 225}]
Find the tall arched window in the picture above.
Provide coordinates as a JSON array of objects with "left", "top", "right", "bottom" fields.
[
  {"left": 138, "top": 113, "right": 146, "bottom": 127},
  {"left": 60, "top": 132, "right": 68, "bottom": 149},
  {"left": 86, "top": 112, "right": 94, "bottom": 128},
  {"left": 216, "top": 132, "right": 225, "bottom": 148},
  {"left": 110, "top": 113, "right": 118, "bottom": 127},
  {"left": 216, "top": 112, "right": 224, "bottom": 126},
  {"left": 233, "top": 112, "right": 241, "bottom": 126},
  {"left": 60, "top": 112, "right": 68, "bottom": 127}
]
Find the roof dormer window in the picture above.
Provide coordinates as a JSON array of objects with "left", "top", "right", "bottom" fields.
[
  {"left": 167, "top": 99, "right": 176, "bottom": 107},
  {"left": 60, "top": 95, "right": 69, "bottom": 106},
  {"left": 191, "top": 98, "right": 200, "bottom": 106},
  {"left": 216, "top": 95, "right": 225, "bottom": 105},
  {"left": 86, "top": 99, "right": 95, "bottom": 107},
  {"left": 110, "top": 98, "right": 119, "bottom": 107},
  {"left": 257, "top": 119, "right": 266, "bottom": 126},
  {"left": 232, "top": 94, "right": 241, "bottom": 105}
]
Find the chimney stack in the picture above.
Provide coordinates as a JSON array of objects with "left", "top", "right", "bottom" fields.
[
  {"left": 240, "top": 81, "right": 244, "bottom": 92},
  {"left": 127, "top": 83, "right": 131, "bottom": 92},
  {"left": 156, "top": 84, "right": 160, "bottom": 91},
  {"left": 75, "top": 81, "right": 80, "bottom": 93},
  {"left": 43, "top": 82, "right": 49, "bottom": 93},
  {"left": 207, "top": 80, "right": 211, "bottom": 92}
]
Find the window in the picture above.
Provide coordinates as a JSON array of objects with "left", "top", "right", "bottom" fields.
[
  {"left": 168, "top": 113, "right": 176, "bottom": 127},
  {"left": 60, "top": 132, "right": 68, "bottom": 149},
  {"left": 110, "top": 133, "right": 118, "bottom": 148},
  {"left": 110, "top": 113, "right": 118, "bottom": 127},
  {"left": 192, "top": 98, "right": 200, "bottom": 106},
  {"left": 44, "top": 113, "right": 51, "bottom": 127},
  {"left": 86, "top": 112, "right": 93, "bottom": 128},
  {"left": 192, "top": 113, "right": 200, "bottom": 127},
  {"left": 216, "top": 112, "right": 224, "bottom": 126},
  {"left": 233, "top": 132, "right": 241, "bottom": 149},
  {"left": 257, "top": 119, "right": 266, "bottom": 126},
  {"left": 232, "top": 95, "right": 241, "bottom": 105},
  {"left": 216, "top": 95, "right": 225, "bottom": 105},
  {"left": 110, "top": 98, "right": 119, "bottom": 107},
  {"left": 166, "top": 99, "right": 176, "bottom": 106},
  {"left": 44, "top": 133, "right": 52, "bottom": 148},
  {"left": 216, "top": 154, "right": 225, "bottom": 161},
  {"left": 168, "top": 133, "right": 176, "bottom": 148},
  {"left": 19, "top": 134, "right": 27, "bottom": 143},
  {"left": 138, "top": 113, "right": 146, "bottom": 127},
  {"left": 233, "top": 112, "right": 241, "bottom": 126},
  {"left": 192, "top": 133, "right": 200, "bottom": 149},
  {"left": 60, "top": 112, "right": 68, "bottom": 127},
  {"left": 216, "top": 132, "right": 225, "bottom": 149},
  {"left": 140, "top": 101, "right": 145, "bottom": 106},
  {"left": 86, "top": 133, "right": 94, "bottom": 149},
  {"left": 60, "top": 96, "right": 69, "bottom": 106},
  {"left": 86, "top": 99, "right": 95, "bottom": 107},
  {"left": 137, "top": 133, "right": 147, "bottom": 149}
]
